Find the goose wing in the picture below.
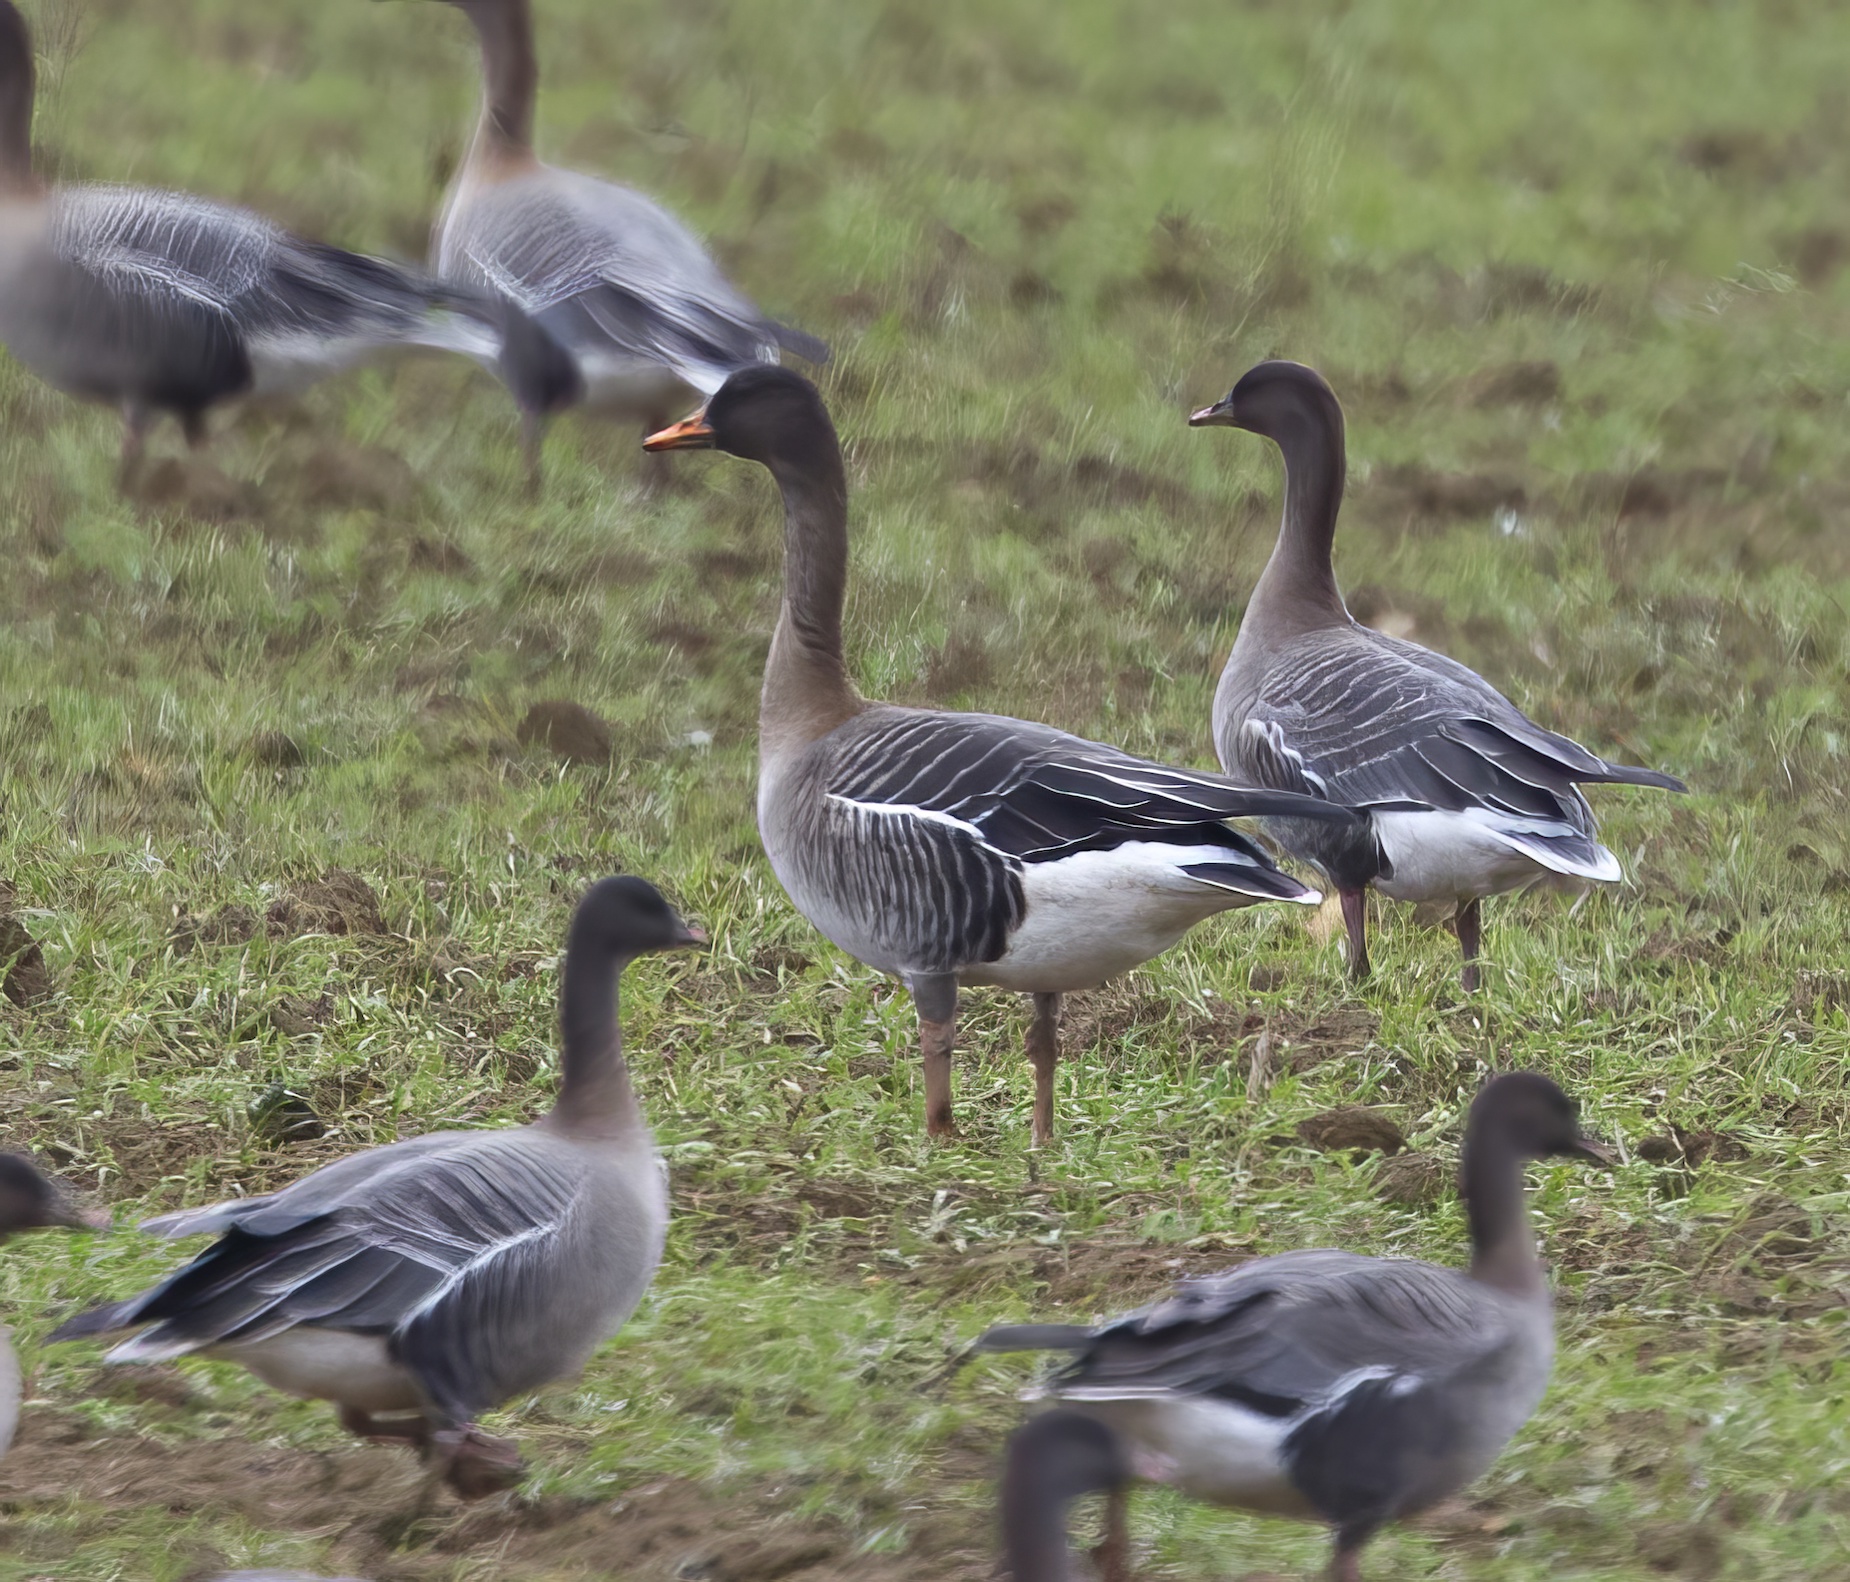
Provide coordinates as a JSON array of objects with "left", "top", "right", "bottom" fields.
[
  {"left": 440, "top": 169, "right": 822, "bottom": 394},
  {"left": 1234, "top": 631, "right": 1685, "bottom": 821},
  {"left": 805, "top": 707, "right": 1348, "bottom": 975},
  {"left": 50, "top": 1130, "right": 591, "bottom": 1423}
]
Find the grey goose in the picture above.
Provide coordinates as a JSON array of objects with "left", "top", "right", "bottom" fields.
[
  {"left": 1002, "top": 1408, "right": 1134, "bottom": 1582},
  {"left": 645, "top": 367, "right": 1356, "bottom": 1146},
  {"left": 977, "top": 1071, "right": 1613, "bottom": 1581},
  {"left": 1194, "top": 361, "right": 1685, "bottom": 988},
  {"left": 0, "top": 0, "right": 566, "bottom": 485},
  {"left": 0, "top": 1152, "right": 108, "bottom": 1458},
  {"left": 50, "top": 876, "right": 700, "bottom": 1498},
  {"left": 398, "top": 0, "right": 828, "bottom": 484}
]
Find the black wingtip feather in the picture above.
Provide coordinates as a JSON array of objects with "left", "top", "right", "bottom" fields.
[
  {"left": 975, "top": 1323, "right": 1096, "bottom": 1353},
  {"left": 47, "top": 1298, "right": 144, "bottom": 1344},
  {"left": 770, "top": 321, "right": 831, "bottom": 365},
  {"left": 1600, "top": 764, "right": 1688, "bottom": 793}
]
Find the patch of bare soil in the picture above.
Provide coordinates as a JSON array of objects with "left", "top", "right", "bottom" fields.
[
  {"left": 170, "top": 903, "right": 262, "bottom": 951},
  {"left": 0, "top": 907, "right": 51, "bottom": 1007},
  {"left": 246, "top": 730, "right": 307, "bottom": 769},
  {"left": 133, "top": 458, "right": 263, "bottom": 525},
  {"left": 1295, "top": 1106, "right": 1406, "bottom": 1159},
  {"left": 921, "top": 1236, "right": 1249, "bottom": 1309},
  {"left": 0, "top": 1414, "right": 987, "bottom": 1582},
  {"left": 267, "top": 870, "right": 389, "bottom": 939},
  {"left": 1363, "top": 462, "right": 1528, "bottom": 525},
  {"left": 1462, "top": 359, "right": 1561, "bottom": 407},
  {"left": 516, "top": 700, "right": 613, "bottom": 766}
]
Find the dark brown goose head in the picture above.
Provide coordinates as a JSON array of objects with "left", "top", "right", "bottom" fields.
[
  {"left": 0, "top": 1153, "right": 109, "bottom": 1238},
  {"left": 1189, "top": 358, "right": 1345, "bottom": 445},
  {"left": 644, "top": 365, "right": 836, "bottom": 474},
  {"left": 1002, "top": 1409, "right": 1131, "bottom": 1582}
]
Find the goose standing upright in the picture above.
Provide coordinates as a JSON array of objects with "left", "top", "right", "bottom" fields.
[
  {"left": 0, "top": 0, "right": 564, "bottom": 485},
  {"left": 977, "top": 1072, "right": 1613, "bottom": 1581},
  {"left": 645, "top": 368, "right": 1355, "bottom": 1147},
  {"left": 0, "top": 1152, "right": 108, "bottom": 1459},
  {"left": 50, "top": 876, "right": 700, "bottom": 1498},
  {"left": 404, "top": 0, "right": 828, "bottom": 484},
  {"left": 1001, "top": 1409, "right": 1133, "bottom": 1582},
  {"left": 1194, "top": 361, "right": 1685, "bottom": 988}
]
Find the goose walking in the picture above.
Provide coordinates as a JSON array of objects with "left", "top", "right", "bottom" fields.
[
  {"left": 1194, "top": 361, "right": 1685, "bottom": 988},
  {"left": 50, "top": 876, "right": 700, "bottom": 1498},
  {"left": 645, "top": 368, "right": 1354, "bottom": 1147},
  {"left": 1002, "top": 1409, "right": 1133, "bottom": 1582},
  {"left": 404, "top": 0, "right": 828, "bottom": 485},
  {"left": 0, "top": 1152, "right": 108, "bottom": 1459},
  {"left": 0, "top": 0, "right": 565, "bottom": 486},
  {"left": 977, "top": 1072, "right": 1612, "bottom": 1581}
]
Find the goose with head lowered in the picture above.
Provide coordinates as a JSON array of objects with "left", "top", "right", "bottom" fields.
[
  {"left": 0, "top": 0, "right": 568, "bottom": 487},
  {"left": 645, "top": 367, "right": 1355, "bottom": 1147},
  {"left": 391, "top": 0, "right": 828, "bottom": 486},
  {"left": 1193, "top": 361, "right": 1685, "bottom": 989},
  {"left": 1001, "top": 1408, "right": 1134, "bottom": 1582},
  {"left": 0, "top": 1152, "right": 108, "bottom": 1459},
  {"left": 50, "top": 876, "right": 700, "bottom": 1498},
  {"left": 977, "top": 1071, "right": 1613, "bottom": 1581}
]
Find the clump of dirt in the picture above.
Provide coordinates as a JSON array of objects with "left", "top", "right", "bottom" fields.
[
  {"left": 170, "top": 902, "right": 261, "bottom": 951},
  {"left": 246, "top": 1084, "right": 326, "bottom": 1146},
  {"left": 281, "top": 441, "right": 420, "bottom": 514},
  {"left": 1464, "top": 359, "right": 1561, "bottom": 407},
  {"left": 132, "top": 457, "right": 263, "bottom": 524},
  {"left": 1365, "top": 462, "right": 1527, "bottom": 525},
  {"left": 517, "top": 700, "right": 613, "bottom": 765},
  {"left": 270, "top": 994, "right": 334, "bottom": 1038},
  {"left": 267, "top": 870, "right": 389, "bottom": 938},
  {"left": 1375, "top": 1151, "right": 1449, "bottom": 1207},
  {"left": 1635, "top": 1124, "right": 1750, "bottom": 1169},
  {"left": 1295, "top": 1106, "right": 1406, "bottom": 1158},
  {"left": 246, "top": 729, "right": 306, "bottom": 769},
  {"left": 0, "top": 905, "right": 51, "bottom": 1007}
]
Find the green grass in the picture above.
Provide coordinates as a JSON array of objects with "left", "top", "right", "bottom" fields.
[{"left": 3, "top": 0, "right": 1850, "bottom": 1576}]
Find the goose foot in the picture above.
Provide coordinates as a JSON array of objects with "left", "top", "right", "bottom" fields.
[
  {"left": 920, "top": 1016, "right": 960, "bottom": 1139},
  {"left": 1339, "top": 890, "right": 1371, "bottom": 983},
  {"left": 1450, "top": 899, "right": 1482, "bottom": 992},
  {"left": 1026, "top": 992, "right": 1063, "bottom": 1148},
  {"left": 429, "top": 1424, "right": 527, "bottom": 1499}
]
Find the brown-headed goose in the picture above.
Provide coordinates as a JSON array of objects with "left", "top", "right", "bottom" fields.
[
  {"left": 50, "top": 876, "right": 699, "bottom": 1498},
  {"left": 1002, "top": 1408, "right": 1133, "bottom": 1582},
  {"left": 978, "top": 1071, "right": 1612, "bottom": 1581},
  {"left": 398, "top": 0, "right": 828, "bottom": 483},
  {"left": 645, "top": 367, "right": 1354, "bottom": 1147},
  {"left": 0, "top": 0, "right": 568, "bottom": 485},
  {"left": 1194, "top": 361, "right": 1685, "bottom": 989},
  {"left": 0, "top": 1152, "right": 108, "bottom": 1458}
]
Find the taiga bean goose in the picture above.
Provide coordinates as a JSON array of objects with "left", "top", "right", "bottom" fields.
[
  {"left": 0, "top": 1152, "right": 108, "bottom": 1459},
  {"left": 1002, "top": 1409, "right": 1133, "bottom": 1582},
  {"left": 50, "top": 876, "right": 700, "bottom": 1498},
  {"left": 645, "top": 367, "right": 1354, "bottom": 1147},
  {"left": 977, "top": 1072, "right": 1612, "bottom": 1581},
  {"left": 0, "top": 0, "right": 565, "bottom": 486},
  {"left": 401, "top": 0, "right": 828, "bottom": 484},
  {"left": 1193, "top": 361, "right": 1685, "bottom": 988}
]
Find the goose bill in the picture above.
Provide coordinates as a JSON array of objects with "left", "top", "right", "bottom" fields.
[
  {"left": 1187, "top": 396, "right": 1237, "bottom": 427},
  {"left": 643, "top": 411, "right": 716, "bottom": 451}
]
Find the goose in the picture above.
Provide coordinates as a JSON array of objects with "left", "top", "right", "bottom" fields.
[
  {"left": 49, "top": 875, "right": 700, "bottom": 1498},
  {"left": 1193, "top": 360, "right": 1686, "bottom": 988},
  {"left": 0, "top": 1152, "right": 108, "bottom": 1458},
  {"left": 1003, "top": 1408, "right": 1133, "bottom": 1582},
  {"left": 644, "top": 367, "right": 1356, "bottom": 1147},
  {"left": 0, "top": 0, "right": 570, "bottom": 486},
  {"left": 400, "top": 0, "right": 829, "bottom": 485},
  {"left": 976, "top": 1071, "right": 1613, "bottom": 1581}
]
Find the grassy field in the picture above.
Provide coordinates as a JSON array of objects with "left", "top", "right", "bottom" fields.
[{"left": 2, "top": 0, "right": 1849, "bottom": 1576}]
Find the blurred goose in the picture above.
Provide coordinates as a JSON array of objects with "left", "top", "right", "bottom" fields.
[
  {"left": 51, "top": 876, "right": 700, "bottom": 1498},
  {"left": 1193, "top": 361, "right": 1685, "bottom": 988},
  {"left": 1003, "top": 1409, "right": 1133, "bottom": 1582},
  {"left": 0, "top": 0, "right": 566, "bottom": 485},
  {"left": 645, "top": 368, "right": 1353, "bottom": 1146},
  {"left": 0, "top": 1152, "right": 108, "bottom": 1458},
  {"left": 977, "top": 1072, "right": 1613, "bottom": 1581},
  {"left": 406, "top": 0, "right": 828, "bottom": 482}
]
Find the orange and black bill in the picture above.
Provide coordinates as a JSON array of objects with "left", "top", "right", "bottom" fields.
[{"left": 642, "top": 409, "right": 717, "bottom": 452}]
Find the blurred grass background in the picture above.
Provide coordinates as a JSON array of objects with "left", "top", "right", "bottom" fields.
[{"left": 1, "top": 0, "right": 1849, "bottom": 1577}]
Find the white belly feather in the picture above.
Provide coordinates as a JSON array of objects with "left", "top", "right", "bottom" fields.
[
  {"left": 1372, "top": 808, "right": 1620, "bottom": 905},
  {"left": 202, "top": 1329, "right": 420, "bottom": 1414},
  {"left": 1058, "top": 1393, "right": 1312, "bottom": 1516}
]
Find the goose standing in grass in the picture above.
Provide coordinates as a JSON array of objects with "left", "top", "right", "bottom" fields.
[
  {"left": 0, "top": 0, "right": 565, "bottom": 487},
  {"left": 402, "top": 0, "right": 828, "bottom": 486},
  {"left": 50, "top": 876, "right": 700, "bottom": 1498},
  {"left": 1002, "top": 1409, "right": 1134, "bottom": 1582},
  {"left": 0, "top": 1152, "right": 108, "bottom": 1458},
  {"left": 1193, "top": 361, "right": 1685, "bottom": 988},
  {"left": 645, "top": 368, "right": 1354, "bottom": 1147},
  {"left": 977, "top": 1072, "right": 1612, "bottom": 1581}
]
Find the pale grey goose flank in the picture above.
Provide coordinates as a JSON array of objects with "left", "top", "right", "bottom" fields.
[
  {"left": 977, "top": 1072, "right": 1613, "bottom": 1581},
  {"left": 0, "top": 1152, "right": 108, "bottom": 1458},
  {"left": 49, "top": 876, "right": 700, "bottom": 1498},
  {"left": 0, "top": 0, "right": 568, "bottom": 486},
  {"left": 645, "top": 367, "right": 1355, "bottom": 1147},
  {"left": 1194, "top": 361, "right": 1686, "bottom": 989},
  {"left": 398, "top": 0, "right": 828, "bottom": 484},
  {"left": 1002, "top": 1408, "right": 1134, "bottom": 1582}
]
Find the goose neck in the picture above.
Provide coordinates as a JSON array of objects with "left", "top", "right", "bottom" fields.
[
  {"left": 465, "top": 0, "right": 538, "bottom": 161},
  {"left": 0, "top": 1, "right": 36, "bottom": 195},
  {"left": 1464, "top": 1119, "right": 1545, "bottom": 1298},
  {"left": 761, "top": 441, "right": 861, "bottom": 762},
  {"left": 1245, "top": 411, "right": 1347, "bottom": 636},
  {"left": 548, "top": 943, "right": 641, "bottom": 1137}
]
